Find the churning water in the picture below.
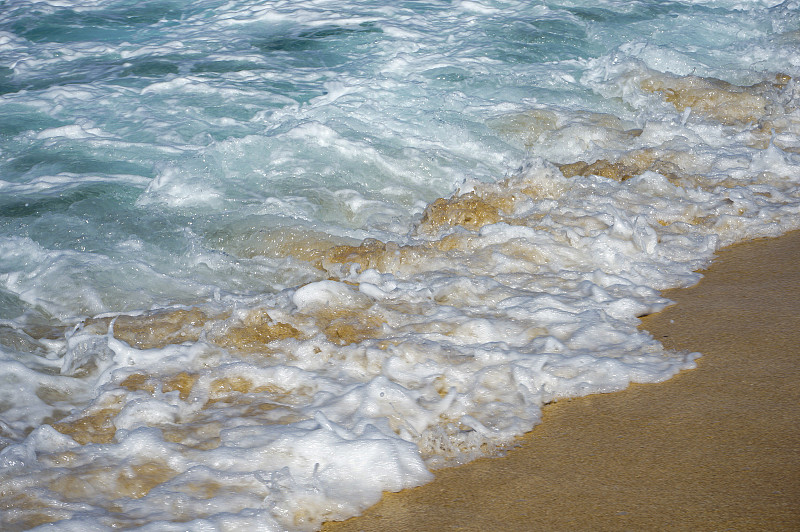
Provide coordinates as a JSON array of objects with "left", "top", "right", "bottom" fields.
[{"left": 1, "top": 0, "right": 799, "bottom": 529}]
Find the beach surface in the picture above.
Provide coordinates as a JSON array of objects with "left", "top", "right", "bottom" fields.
[{"left": 324, "top": 230, "right": 800, "bottom": 531}]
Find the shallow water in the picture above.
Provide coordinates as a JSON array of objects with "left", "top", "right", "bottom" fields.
[{"left": 1, "top": 0, "right": 799, "bottom": 530}]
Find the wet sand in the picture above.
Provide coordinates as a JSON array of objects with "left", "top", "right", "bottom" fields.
[{"left": 324, "top": 230, "right": 800, "bottom": 531}]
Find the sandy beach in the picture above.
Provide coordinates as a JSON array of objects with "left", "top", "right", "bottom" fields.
[{"left": 324, "top": 230, "right": 800, "bottom": 531}]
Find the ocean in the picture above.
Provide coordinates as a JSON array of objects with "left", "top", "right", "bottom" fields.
[{"left": 0, "top": 0, "right": 798, "bottom": 529}]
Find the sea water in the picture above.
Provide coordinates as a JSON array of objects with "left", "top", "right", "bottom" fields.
[{"left": 0, "top": 0, "right": 799, "bottom": 529}]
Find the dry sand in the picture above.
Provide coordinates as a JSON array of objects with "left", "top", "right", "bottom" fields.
[{"left": 324, "top": 230, "right": 800, "bottom": 531}]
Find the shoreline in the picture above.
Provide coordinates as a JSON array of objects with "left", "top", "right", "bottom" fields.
[{"left": 324, "top": 230, "right": 800, "bottom": 531}]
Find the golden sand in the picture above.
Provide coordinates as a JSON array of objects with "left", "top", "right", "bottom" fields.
[{"left": 324, "top": 230, "right": 800, "bottom": 531}]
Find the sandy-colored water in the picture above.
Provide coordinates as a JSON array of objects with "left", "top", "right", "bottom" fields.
[{"left": 325, "top": 230, "right": 800, "bottom": 531}]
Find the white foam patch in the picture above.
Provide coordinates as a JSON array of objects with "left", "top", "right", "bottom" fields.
[{"left": 0, "top": 173, "right": 149, "bottom": 194}]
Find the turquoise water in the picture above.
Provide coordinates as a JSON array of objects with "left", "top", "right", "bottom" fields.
[{"left": 1, "top": 1, "right": 799, "bottom": 529}]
